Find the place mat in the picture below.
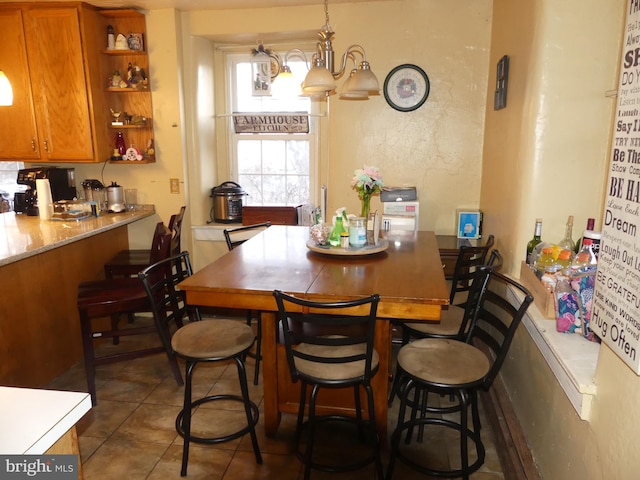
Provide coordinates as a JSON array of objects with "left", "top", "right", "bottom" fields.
[{"left": 306, "top": 238, "right": 389, "bottom": 256}]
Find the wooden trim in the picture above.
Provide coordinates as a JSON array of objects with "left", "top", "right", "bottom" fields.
[{"left": 480, "top": 370, "right": 542, "bottom": 480}]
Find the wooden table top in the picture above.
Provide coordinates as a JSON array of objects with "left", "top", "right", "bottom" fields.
[{"left": 180, "top": 225, "right": 449, "bottom": 319}]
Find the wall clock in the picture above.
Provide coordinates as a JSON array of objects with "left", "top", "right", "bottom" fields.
[{"left": 383, "top": 64, "right": 430, "bottom": 112}]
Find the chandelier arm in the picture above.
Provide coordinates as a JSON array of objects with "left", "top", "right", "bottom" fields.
[{"left": 333, "top": 44, "right": 367, "bottom": 78}]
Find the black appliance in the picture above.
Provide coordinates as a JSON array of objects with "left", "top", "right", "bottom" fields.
[{"left": 14, "top": 167, "right": 77, "bottom": 216}]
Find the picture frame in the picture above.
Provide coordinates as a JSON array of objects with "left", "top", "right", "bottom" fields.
[
  {"left": 127, "top": 33, "right": 144, "bottom": 51},
  {"left": 456, "top": 209, "right": 483, "bottom": 239},
  {"left": 494, "top": 55, "right": 509, "bottom": 110}
]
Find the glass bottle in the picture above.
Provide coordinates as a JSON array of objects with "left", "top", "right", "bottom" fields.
[
  {"left": 329, "top": 216, "right": 345, "bottom": 247},
  {"left": 115, "top": 131, "right": 126, "bottom": 157},
  {"left": 526, "top": 218, "right": 543, "bottom": 265},
  {"left": 575, "top": 218, "right": 595, "bottom": 254},
  {"left": 558, "top": 215, "right": 575, "bottom": 252},
  {"left": 535, "top": 246, "right": 556, "bottom": 279}
]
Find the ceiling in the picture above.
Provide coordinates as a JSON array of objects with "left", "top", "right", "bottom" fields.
[{"left": 0, "top": 0, "right": 371, "bottom": 11}]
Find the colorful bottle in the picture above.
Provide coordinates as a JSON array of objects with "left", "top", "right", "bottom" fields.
[
  {"left": 526, "top": 218, "right": 543, "bottom": 265},
  {"left": 115, "top": 131, "right": 126, "bottom": 157},
  {"left": 329, "top": 216, "right": 345, "bottom": 247},
  {"left": 572, "top": 238, "right": 597, "bottom": 273}
]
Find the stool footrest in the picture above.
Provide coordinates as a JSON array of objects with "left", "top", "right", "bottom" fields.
[{"left": 176, "top": 394, "right": 259, "bottom": 444}]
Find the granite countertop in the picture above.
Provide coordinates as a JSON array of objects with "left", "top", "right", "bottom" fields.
[{"left": 0, "top": 208, "right": 154, "bottom": 267}]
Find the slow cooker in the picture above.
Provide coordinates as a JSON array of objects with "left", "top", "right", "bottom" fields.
[{"left": 210, "top": 181, "right": 247, "bottom": 223}]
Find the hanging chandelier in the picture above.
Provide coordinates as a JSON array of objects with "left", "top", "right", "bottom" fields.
[{"left": 272, "top": 0, "right": 379, "bottom": 100}]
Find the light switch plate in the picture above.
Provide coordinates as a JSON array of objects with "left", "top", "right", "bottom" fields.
[{"left": 170, "top": 178, "right": 180, "bottom": 194}]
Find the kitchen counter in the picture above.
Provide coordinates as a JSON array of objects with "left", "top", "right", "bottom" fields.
[
  {"left": 0, "top": 208, "right": 155, "bottom": 388},
  {"left": 0, "top": 387, "right": 91, "bottom": 454},
  {"left": 0, "top": 208, "right": 154, "bottom": 267}
]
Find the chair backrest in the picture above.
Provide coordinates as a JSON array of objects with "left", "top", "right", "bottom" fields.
[
  {"left": 223, "top": 222, "right": 271, "bottom": 251},
  {"left": 273, "top": 290, "right": 380, "bottom": 386},
  {"left": 139, "top": 252, "right": 201, "bottom": 354},
  {"left": 168, "top": 206, "right": 186, "bottom": 255},
  {"left": 149, "top": 222, "right": 173, "bottom": 265},
  {"left": 449, "top": 234, "right": 495, "bottom": 305},
  {"left": 464, "top": 268, "right": 533, "bottom": 389},
  {"left": 486, "top": 248, "right": 503, "bottom": 270}
]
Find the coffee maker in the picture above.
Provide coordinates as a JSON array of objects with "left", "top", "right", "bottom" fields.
[{"left": 14, "top": 167, "right": 77, "bottom": 215}]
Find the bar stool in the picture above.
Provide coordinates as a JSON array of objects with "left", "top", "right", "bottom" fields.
[
  {"left": 223, "top": 222, "right": 270, "bottom": 385},
  {"left": 104, "top": 206, "right": 185, "bottom": 278},
  {"left": 77, "top": 223, "right": 177, "bottom": 405},
  {"left": 386, "top": 269, "right": 533, "bottom": 480},
  {"left": 139, "top": 252, "right": 262, "bottom": 477},
  {"left": 273, "top": 289, "right": 384, "bottom": 480}
]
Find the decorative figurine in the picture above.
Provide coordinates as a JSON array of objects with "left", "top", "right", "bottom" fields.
[
  {"left": 110, "top": 109, "right": 123, "bottom": 126},
  {"left": 107, "top": 25, "right": 115, "bottom": 50}
]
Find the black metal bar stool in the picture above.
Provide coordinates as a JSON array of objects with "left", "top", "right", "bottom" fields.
[
  {"left": 223, "top": 221, "right": 271, "bottom": 385},
  {"left": 386, "top": 268, "right": 533, "bottom": 480},
  {"left": 273, "top": 289, "right": 384, "bottom": 480},
  {"left": 139, "top": 252, "right": 262, "bottom": 477}
]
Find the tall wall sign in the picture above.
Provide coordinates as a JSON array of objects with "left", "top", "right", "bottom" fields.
[{"left": 591, "top": 0, "right": 640, "bottom": 374}]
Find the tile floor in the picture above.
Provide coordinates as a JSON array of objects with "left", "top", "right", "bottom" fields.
[{"left": 47, "top": 316, "right": 506, "bottom": 480}]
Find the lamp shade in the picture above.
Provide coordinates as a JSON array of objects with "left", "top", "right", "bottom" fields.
[
  {"left": 0, "top": 70, "right": 13, "bottom": 106},
  {"left": 301, "top": 65, "right": 336, "bottom": 93},
  {"left": 271, "top": 67, "right": 301, "bottom": 98},
  {"left": 350, "top": 67, "right": 379, "bottom": 95},
  {"left": 339, "top": 70, "right": 369, "bottom": 100}
]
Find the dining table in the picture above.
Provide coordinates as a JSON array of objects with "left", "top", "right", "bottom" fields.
[{"left": 178, "top": 225, "right": 449, "bottom": 437}]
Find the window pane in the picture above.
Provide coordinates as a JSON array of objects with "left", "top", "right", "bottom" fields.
[
  {"left": 287, "top": 141, "right": 309, "bottom": 175},
  {"left": 262, "top": 174, "right": 286, "bottom": 204},
  {"left": 262, "top": 141, "right": 285, "bottom": 173},
  {"left": 237, "top": 141, "right": 262, "bottom": 174}
]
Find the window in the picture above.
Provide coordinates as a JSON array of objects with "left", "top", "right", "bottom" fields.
[
  {"left": 0, "top": 162, "right": 24, "bottom": 212},
  {"left": 227, "top": 52, "right": 317, "bottom": 206}
]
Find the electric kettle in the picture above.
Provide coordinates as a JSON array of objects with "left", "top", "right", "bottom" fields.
[{"left": 107, "top": 182, "right": 126, "bottom": 213}]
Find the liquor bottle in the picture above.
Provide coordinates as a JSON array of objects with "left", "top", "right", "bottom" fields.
[
  {"left": 575, "top": 218, "right": 595, "bottom": 254},
  {"left": 526, "top": 218, "right": 543, "bottom": 265},
  {"left": 115, "top": 131, "right": 126, "bottom": 157},
  {"left": 558, "top": 215, "right": 575, "bottom": 252}
]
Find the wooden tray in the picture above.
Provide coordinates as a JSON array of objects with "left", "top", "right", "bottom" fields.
[{"left": 306, "top": 239, "right": 389, "bottom": 256}]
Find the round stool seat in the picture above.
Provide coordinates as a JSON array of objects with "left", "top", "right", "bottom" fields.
[
  {"left": 171, "top": 319, "right": 255, "bottom": 360},
  {"left": 77, "top": 277, "right": 148, "bottom": 315},
  {"left": 403, "top": 305, "right": 466, "bottom": 337},
  {"left": 398, "top": 338, "right": 490, "bottom": 386},
  {"left": 295, "top": 342, "right": 379, "bottom": 381}
]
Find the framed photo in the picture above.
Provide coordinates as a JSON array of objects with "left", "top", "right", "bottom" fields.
[
  {"left": 127, "top": 33, "right": 144, "bottom": 51},
  {"left": 494, "top": 55, "right": 509, "bottom": 110},
  {"left": 456, "top": 209, "right": 483, "bottom": 239}
]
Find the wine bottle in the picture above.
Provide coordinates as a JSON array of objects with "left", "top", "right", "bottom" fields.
[
  {"left": 558, "top": 215, "right": 575, "bottom": 252},
  {"left": 526, "top": 218, "right": 543, "bottom": 265},
  {"left": 575, "top": 218, "right": 595, "bottom": 254}
]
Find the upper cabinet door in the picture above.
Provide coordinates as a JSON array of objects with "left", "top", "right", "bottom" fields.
[
  {"left": 23, "top": 7, "right": 95, "bottom": 161},
  {"left": 0, "top": 8, "right": 40, "bottom": 160}
]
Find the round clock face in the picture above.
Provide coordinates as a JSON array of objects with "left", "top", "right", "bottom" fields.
[{"left": 383, "top": 64, "right": 430, "bottom": 112}]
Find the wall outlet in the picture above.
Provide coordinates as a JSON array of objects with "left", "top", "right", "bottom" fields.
[{"left": 170, "top": 178, "right": 180, "bottom": 194}]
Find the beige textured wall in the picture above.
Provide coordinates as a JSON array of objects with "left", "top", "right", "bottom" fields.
[
  {"left": 183, "top": 0, "right": 493, "bottom": 235},
  {"left": 481, "top": 0, "right": 622, "bottom": 276},
  {"left": 483, "top": 0, "right": 640, "bottom": 479}
]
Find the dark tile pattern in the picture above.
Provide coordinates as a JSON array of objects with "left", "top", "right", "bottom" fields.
[{"left": 47, "top": 316, "right": 505, "bottom": 479}]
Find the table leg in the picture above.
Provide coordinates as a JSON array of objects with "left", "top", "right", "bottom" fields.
[
  {"left": 261, "top": 311, "right": 281, "bottom": 436},
  {"left": 373, "top": 319, "right": 391, "bottom": 439}
]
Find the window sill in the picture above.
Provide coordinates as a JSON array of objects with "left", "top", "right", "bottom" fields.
[{"left": 507, "top": 285, "right": 599, "bottom": 421}]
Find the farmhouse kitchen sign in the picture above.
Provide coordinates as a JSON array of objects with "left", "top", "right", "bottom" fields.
[
  {"left": 233, "top": 113, "right": 309, "bottom": 133},
  {"left": 591, "top": 0, "right": 640, "bottom": 374}
]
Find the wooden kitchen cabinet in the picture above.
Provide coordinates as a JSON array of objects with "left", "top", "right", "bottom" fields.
[{"left": 0, "top": 3, "right": 109, "bottom": 162}]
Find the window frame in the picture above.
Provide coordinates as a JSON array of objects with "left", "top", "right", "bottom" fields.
[{"left": 225, "top": 51, "right": 319, "bottom": 207}]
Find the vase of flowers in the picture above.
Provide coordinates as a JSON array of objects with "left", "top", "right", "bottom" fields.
[{"left": 351, "top": 166, "right": 384, "bottom": 219}]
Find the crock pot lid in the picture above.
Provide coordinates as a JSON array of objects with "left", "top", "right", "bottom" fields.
[{"left": 212, "top": 181, "right": 246, "bottom": 194}]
